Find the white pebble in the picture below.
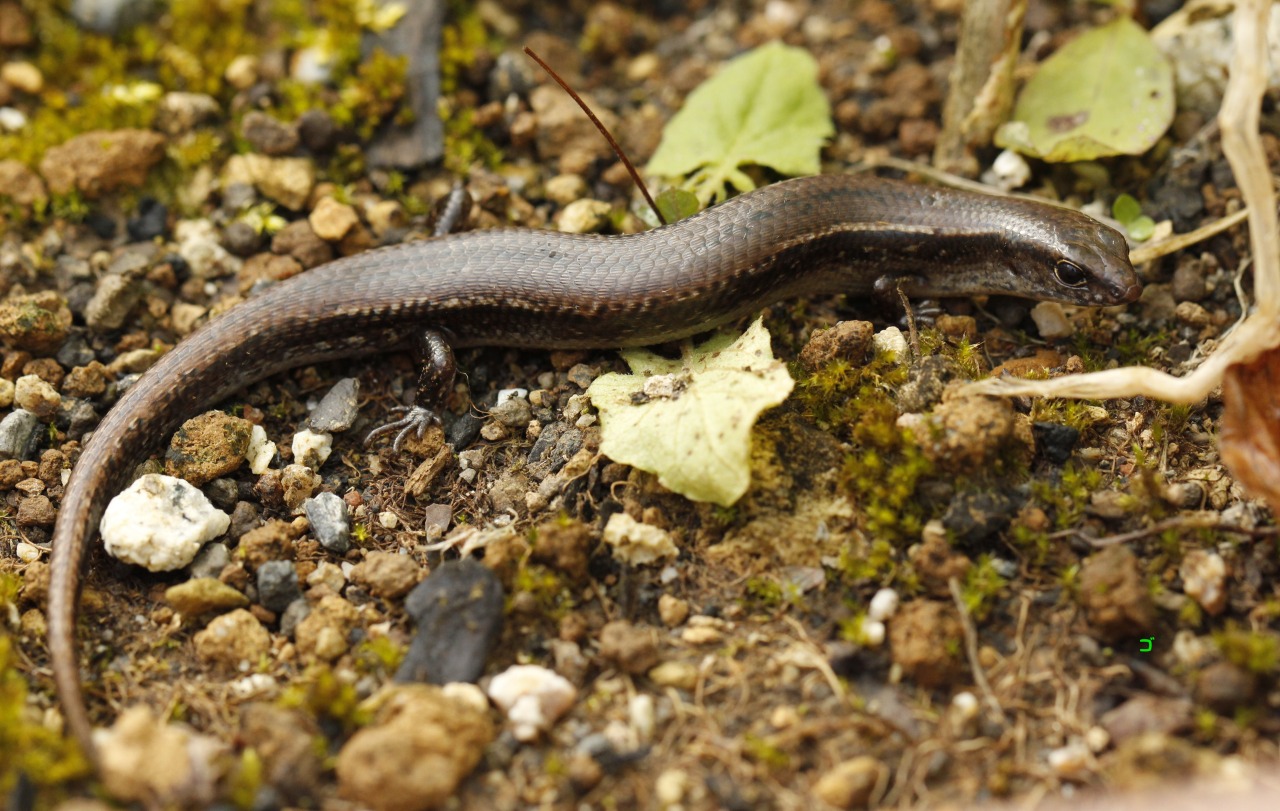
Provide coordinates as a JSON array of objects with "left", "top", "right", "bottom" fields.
[
  {"left": 629, "top": 693, "right": 655, "bottom": 743},
  {"left": 1085, "top": 725, "right": 1110, "bottom": 753},
  {"left": 486, "top": 664, "right": 577, "bottom": 742},
  {"left": 0, "top": 107, "right": 27, "bottom": 131},
  {"left": 950, "top": 691, "right": 979, "bottom": 723},
  {"left": 982, "top": 149, "right": 1032, "bottom": 190},
  {"left": 1047, "top": 740, "right": 1093, "bottom": 780},
  {"left": 291, "top": 428, "right": 332, "bottom": 471},
  {"left": 246, "top": 424, "right": 276, "bottom": 474},
  {"left": 858, "top": 618, "right": 886, "bottom": 647},
  {"left": 1030, "top": 302, "right": 1074, "bottom": 340},
  {"left": 868, "top": 588, "right": 899, "bottom": 622},
  {"left": 603, "top": 512, "right": 678, "bottom": 565},
  {"left": 1180, "top": 549, "right": 1227, "bottom": 615},
  {"left": 15, "top": 542, "right": 41, "bottom": 563},
  {"left": 228, "top": 673, "right": 277, "bottom": 700},
  {"left": 101, "top": 474, "right": 230, "bottom": 571},
  {"left": 872, "top": 327, "right": 907, "bottom": 358}
]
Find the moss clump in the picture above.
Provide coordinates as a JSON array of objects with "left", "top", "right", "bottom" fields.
[
  {"left": 1030, "top": 462, "right": 1101, "bottom": 530},
  {"left": 354, "top": 636, "right": 405, "bottom": 675},
  {"left": 796, "top": 351, "right": 936, "bottom": 542},
  {"left": 960, "top": 555, "right": 1007, "bottom": 622},
  {"left": 741, "top": 732, "right": 790, "bottom": 771},
  {"left": 278, "top": 666, "right": 370, "bottom": 734},
  {"left": 742, "top": 575, "right": 809, "bottom": 612},
  {"left": 836, "top": 537, "right": 899, "bottom": 585},
  {"left": 510, "top": 563, "right": 575, "bottom": 620},
  {"left": 0, "top": 627, "right": 92, "bottom": 794},
  {"left": 225, "top": 747, "right": 265, "bottom": 811},
  {"left": 1215, "top": 623, "right": 1280, "bottom": 675},
  {"left": 438, "top": 7, "right": 504, "bottom": 174}
]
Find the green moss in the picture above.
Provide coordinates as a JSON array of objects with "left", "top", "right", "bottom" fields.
[
  {"left": 960, "top": 555, "right": 1007, "bottom": 621},
  {"left": 440, "top": 103, "right": 504, "bottom": 177},
  {"left": 741, "top": 733, "right": 790, "bottom": 771},
  {"left": 1030, "top": 463, "right": 1102, "bottom": 530},
  {"left": 1057, "top": 563, "right": 1080, "bottom": 599},
  {"left": 1214, "top": 623, "right": 1280, "bottom": 675},
  {"left": 1007, "top": 523, "right": 1051, "bottom": 567},
  {"left": 1029, "top": 397, "right": 1106, "bottom": 435},
  {"left": 796, "top": 351, "right": 936, "bottom": 542},
  {"left": 744, "top": 576, "right": 783, "bottom": 609},
  {"left": 743, "top": 575, "right": 808, "bottom": 612},
  {"left": 167, "top": 130, "right": 226, "bottom": 172},
  {"left": 437, "top": 7, "right": 504, "bottom": 175},
  {"left": 837, "top": 611, "right": 874, "bottom": 646},
  {"left": 323, "top": 143, "right": 370, "bottom": 188},
  {"left": 1194, "top": 707, "right": 1217, "bottom": 737},
  {"left": 158, "top": 0, "right": 263, "bottom": 95},
  {"left": 947, "top": 335, "right": 984, "bottom": 379},
  {"left": 511, "top": 564, "right": 575, "bottom": 619},
  {"left": 0, "top": 622, "right": 93, "bottom": 795},
  {"left": 1151, "top": 402, "right": 1193, "bottom": 445},
  {"left": 354, "top": 636, "right": 405, "bottom": 674},
  {"left": 278, "top": 667, "right": 370, "bottom": 733},
  {"left": 439, "top": 4, "right": 496, "bottom": 96},
  {"left": 226, "top": 747, "right": 265, "bottom": 811},
  {"left": 1178, "top": 596, "right": 1203, "bottom": 627}
]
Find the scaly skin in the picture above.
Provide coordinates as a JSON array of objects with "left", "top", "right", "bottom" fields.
[{"left": 46, "top": 174, "right": 1139, "bottom": 764}]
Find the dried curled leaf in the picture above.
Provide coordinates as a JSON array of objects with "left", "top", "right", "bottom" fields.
[{"left": 1219, "top": 346, "right": 1280, "bottom": 514}]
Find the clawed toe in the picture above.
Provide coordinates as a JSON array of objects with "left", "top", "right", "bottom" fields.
[{"left": 364, "top": 405, "right": 440, "bottom": 451}]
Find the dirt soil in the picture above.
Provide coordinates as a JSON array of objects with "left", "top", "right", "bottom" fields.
[{"left": 2, "top": 0, "right": 1279, "bottom": 809}]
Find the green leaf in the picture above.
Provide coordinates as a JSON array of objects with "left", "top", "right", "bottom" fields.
[
  {"left": 1127, "top": 215, "right": 1155, "bottom": 241},
  {"left": 1112, "top": 193, "right": 1142, "bottom": 224},
  {"left": 586, "top": 318, "right": 795, "bottom": 506},
  {"left": 655, "top": 188, "right": 700, "bottom": 224},
  {"left": 647, "top": 42, "right": 834, "bottom": 204},
  {"left": 1112, "top": 193, "right": 1155, "bottom": 241},
  {"left": 995, "top": 17, "right": 1173, "bottom": 162}
]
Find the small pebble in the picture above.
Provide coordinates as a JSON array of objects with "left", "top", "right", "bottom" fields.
[
  {"left": 101, "top": 474, "right": 230, "bottom": 571},
  {"left": 486, "top": 664, "right": 577, "bottom": 742},
  {"left": 307, "top": 378, "right": 359, "bottom": 432},
  {"left": 291, "top": 429, "right": 332, "bottom": 471},
  {"left": 556, "top": 198, "right": 612, "bottom": 234},
  {"left": 981, "top": 149, "right": 1031, "bottom": 190},
  {"left": 1180, "top": 549, "right": 1227, "bottom": 615},
  {"left": 602, "top": 512, "right": 677, "bottom": 565},
  {"left": 257, "top": 560, "right": 303, "bottom": 613},
  {"left": 868, "top": 588, "right": 899, "bottom": 622},
  {"left": 303, "top": 492, "right": 351, "bottom": 554}
]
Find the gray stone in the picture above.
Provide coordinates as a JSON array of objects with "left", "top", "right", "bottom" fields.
[
  {"left": 0, "top": 409, "right": 41, "bottom": 460},
  {"left": 188, "top": 542, "right": 231, "bottom": 579},
  {"left": 257, "top": 560, "right": 302, "bottom": 613},
  {"left": 308, "top": 378, "right": 360, "bottom": 432},
  {"left": 397, "top": 559, "right": 504, "bottom": 684},
  {"left": 303, "top": 491, "right": 350, "bottom": 553}
]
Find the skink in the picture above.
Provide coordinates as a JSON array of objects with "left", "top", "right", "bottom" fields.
[{"left": 46, "top": 173, "right": 1140, "bottom": 764}]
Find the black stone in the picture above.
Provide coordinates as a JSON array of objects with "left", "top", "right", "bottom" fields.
[
  {"left": 1033, "top": 422, "right": 1080, "bottom": 465},
  {"left": 943, "top": 489, "right": 1021, "bottom": 547},
  {"left": 85, "top": 211, "right": 116, "bottom": 239},
  {"left": 396, "top": 559, "right": 504, "bottom": 685},
  {"left": 126, "top": 197, "right": 169, "bottom": 240}
]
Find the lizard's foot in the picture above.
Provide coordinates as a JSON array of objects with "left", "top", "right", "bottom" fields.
[{"left": 364, "top": 405, "right": 440, "bottom": 452}]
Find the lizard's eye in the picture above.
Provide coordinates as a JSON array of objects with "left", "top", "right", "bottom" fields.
[{"left": 1054, "top": 259, "right": 1087, "bottom": 288}]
